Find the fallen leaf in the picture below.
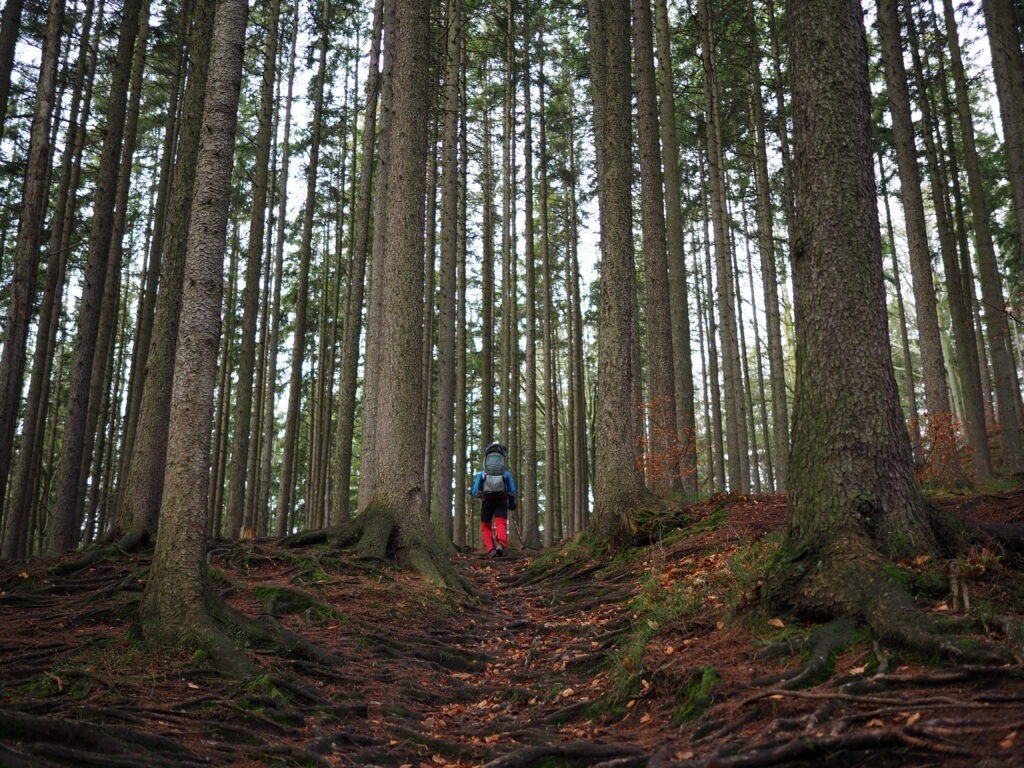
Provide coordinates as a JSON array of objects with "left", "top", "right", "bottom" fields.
[
  {"left": 640, "top": 713, "right": 652, "bottom": 724},
  {"left": 561, "top": 687, "right": 575, "bottom": 698},
  {"left": 906, "top": 712, "right": 921, "bottom": 726},
  {"left": 849, "top": 665, "right": 867, "bottom": 675},
  {"left": 768, "top": 618, "right": 785, "bottom": 628},
  {"left": 867, "top": 719, "right": 885, "bottom": 727},
  {"left": 186, "top": 682, "right": 200, "bottom": 690},
  {"left": 18, "top": 572, "right": 28, "bottom": 580},
  {"left": 1000, "top": 731, "right": 1017, "bottom": 749},
  {"left": 664, "top": 645, "right": 675, "bottom": 655}
]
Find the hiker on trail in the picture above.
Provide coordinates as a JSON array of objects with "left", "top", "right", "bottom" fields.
[{"left": 470, "top": 441, "right": 517, "bottom": 558}]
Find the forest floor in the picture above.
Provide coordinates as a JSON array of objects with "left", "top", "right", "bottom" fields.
[{"left": 1, "top": 489, "right": 1024, "bottom": 767}]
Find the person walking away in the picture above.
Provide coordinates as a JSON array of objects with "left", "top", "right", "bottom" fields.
[{"left": 470, "top": 441, "right": 517, "bottom": 557}]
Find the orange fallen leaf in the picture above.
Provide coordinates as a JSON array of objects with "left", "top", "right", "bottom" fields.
[
  {"left": 768, "top": 618, "right": 785, "bottom": 628},
  {"left": 1000, "top": 731, "right": 1017, "bottom": 749}
]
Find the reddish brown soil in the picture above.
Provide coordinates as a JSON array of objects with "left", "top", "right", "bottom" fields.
[{"left": 1, "top": 490, "right": 1023, "bottom": 767}]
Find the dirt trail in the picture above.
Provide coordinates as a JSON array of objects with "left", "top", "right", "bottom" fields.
[
  {"left": 348, "top": 550, "right": 649, "bottom": 767},
  {"left": 2, "top": 491, "right": 1024, "bottom": 767}
]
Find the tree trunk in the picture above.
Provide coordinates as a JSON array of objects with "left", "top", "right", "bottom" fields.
[
  {"left": 875, "top": 0, "right": 961, "bottom": 485},
  {"left": 226, "top": 0, "right": 282, "bottom": 538},
  {"left": 0, "top": 0, "right": 64, "bottom": 528},
  {"left": 433, "top": 0, "right": 461, "bottom": 540},
  {"left": 699, "top": 0, "right": 747, "bottom": 492},
  {"left": 353, "top": 0, "right": 462, "bottom": 588},
  {"left": 586, "top": 0, "right": 654, "bottom": 548},
  {"left": 633, "top": 0, "right": 678, "bottom": 494},
  {"left": 276, "top": 1, "right": 328, "bottom": 536},
  {"left": 4, "top": 0, "right": 102, "bottom": 557},
  {"left": 939, "top": 0, "right": 1023, "bottom": 474},
  {"left": 747, "top": 2, "right": 789, "bottom": 491},
  {"left": 900, "top": 0, "right": 991, "bottom": 480},
  {"left": 877, "top": 150, "right": 923, "bottom": 464},
  {"left": 49, "top": 0, "right": 143, "bottom": 553},
  {"left": 770, "top": 0, "right": 948, "bottom": 642},
  {"left": 140, "top": 0, "right": 249, "bottom": 669},
  {"left": 538, "top": 53, "right": 559, "bottom": 547},
  {"left": 332, "top": 0, "right": 381, "bottom": 525},
  {"left": 480, "top": 97, "right": 496, "bottom": 448},
  {"left": 0, "top": 0, "right": 25, "bottom": 139},
  {"left": 115, "top": 0, "right": 216, "bottom": 542},
  {"left": 654, "top": 0, "right": 697, "bottom": 495},
  {"left": 521, "top": 1, "right": 540, "bottom": 547},
  {"left": 982, "top": 0, "right": 1024, "bottom": 288}
]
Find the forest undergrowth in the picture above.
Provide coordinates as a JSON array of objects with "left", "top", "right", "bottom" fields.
[{"left": 1, "top": 489, "right": 1023, "bottom": 767}]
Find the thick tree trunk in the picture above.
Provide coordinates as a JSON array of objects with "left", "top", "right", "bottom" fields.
[
  {"left": 140, "top": 0, "right": 249, "bottom": 666},
  {"left": 354, "top": 0, "right": 462, "bottom": 588},
  {"left": 770, "top": 0, "right": 948, "bottom": 639},
  {"left": 586, "top": 0, "right": 654, "bottom": 548}
]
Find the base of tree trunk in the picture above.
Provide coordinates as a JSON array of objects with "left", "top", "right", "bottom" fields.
[
  {"left": 281, "top": 503, "right": 475, "bottom": 594},
  {"left": 763, "top": 510, "right": 1018, "bottom": 665}
]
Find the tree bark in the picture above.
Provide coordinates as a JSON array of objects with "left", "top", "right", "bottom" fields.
[
  {"left": 115, "top": 0, "right": 216, "bottom": 542},
  {"left": 771, "top": 0, "right": 945, "bottom": 636},
  {"left": 0, "top": 0, "right": 64, "bottom": 528},
  {"left": 747, "top": 0, "right": 789, "bottom": 491},
  {"left": 698, "top": 0, "right": 747, "bottom": 492},
  {"left": 276, "top": 0, "right": 328, "bottom": 536},
  {"left": 332, "top": 0, "right": 381, "bottom": 524},
  {"left": 633, "top": 0, "right": 678, "bottom": 494},
  {"left": 901, "top": 0, "right": 991, "bottom": 480},
  {"left": 434, "top": 0, "right": 462, "bottom": 540},
  {"left": 586, "top": 0, "right": 655, "bottom": 548},
  {"left": 521, "top": 1, "right": 540, "bottom": 547},
  {"left": 226, "top": 0, "right": 283, "bottom": 538},
  {"left": 654, "top": 0, "right": 697, "bottom": 495},
  {"left": 140, "top": 0, "right": 249, "bottom": 667},
  {"left": 354, "top": 0, "right": 462, "bottom": 588}
]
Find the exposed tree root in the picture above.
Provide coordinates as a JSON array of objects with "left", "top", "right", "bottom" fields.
[
  {"left": 0, "top": 709, "right": 204, "bottom": 767},
  {"left": 480, "top": 741, "right": 647, "bottom": 768},
  {"left": 48, "top": 530, "right": 148, "bottom": 576},
  {"left": 752, "top": 616, "right": 856, "bottom": 689}
]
